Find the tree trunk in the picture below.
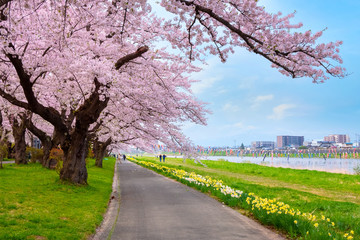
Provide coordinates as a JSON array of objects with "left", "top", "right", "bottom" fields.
[
  {"left": 1, "top": 50, "right": 147, "bottom": 184},
  {"left": 95, "top": 148, "right": 105, "bottom": 168},
  {"left": 60, "top": 131, "right": 88, "bottom": 184},
  {"left": 7, "top": 141, "right": 13, "bottom": 159},
  {"left": 94, "top": 144, "right": 105, "bottom": 168},
  {"left": 42, "top": 140, "right": 53, "bottom": 168},
  {"left": 93, "top": 138, "right": 111, "bottom": 168},
  {"left": 24, "top": 116, "right": 55, "bottom": 169},
  {"left": 12, "top": 118, "right": 27, "bottom": 164}
]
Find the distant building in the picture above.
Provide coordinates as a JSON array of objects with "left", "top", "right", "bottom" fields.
[
  {"left": 318, "top": 141, "right": 335, "bottom": 148},
  {"left": 251, "top": 141, "right": 275, "bottom": 149},
  {"left": 277, "top": 135, "right": 304, "bottom": 148},
  {"left": 32, "top": 137, "right": 41, "bottom": 149},
  {"left": 324, "top": 134, "right": 350, "bottom": 144}
]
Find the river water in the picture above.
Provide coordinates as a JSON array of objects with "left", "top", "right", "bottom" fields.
[{"left": 195, "top": 156, "right": 360, "bottom": 175}]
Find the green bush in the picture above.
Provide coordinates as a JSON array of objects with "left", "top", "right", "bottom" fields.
[
  {"left": 50, "top": 148, "right": 64, "bottom": 173},
  {"left": 0, "top": 144, "right": 8, "bottom": 159},
  {"left": 26, "top": 147, "right": 44, "bottom": 163}
]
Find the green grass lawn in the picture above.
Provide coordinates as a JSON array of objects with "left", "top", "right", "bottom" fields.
[
  {"left": 0, "top": 158, "right": 115, "bottom": 240},
  {"left": 136, "top": 156, "right": 360, "bottom": 238}
]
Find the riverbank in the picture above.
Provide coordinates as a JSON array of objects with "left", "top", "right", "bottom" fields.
[
  {"left": 134, "top": 156, "right": 360, "bottom": 239},
  {"left": 161, "top": 155, "right": 360, "bottom": 174}
]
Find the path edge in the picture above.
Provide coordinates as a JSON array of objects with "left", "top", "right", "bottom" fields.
[{"left": 89, "top": 160, "right": 121, "bottom": 240}]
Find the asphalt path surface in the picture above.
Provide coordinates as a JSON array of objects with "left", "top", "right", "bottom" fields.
[
  {"left": 1, "top": 160, "right": 15, "bottom": 164},
  {"left": 111, "top": 161, "right": 284, "bottom": 240}
]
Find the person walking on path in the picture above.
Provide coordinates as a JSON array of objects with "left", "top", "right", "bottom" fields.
[
  {"left": 162, "top": 154, "right": 166, "bottom": 162},
  {"left": 122, "top": 154, "right": 126, "bottom": 161},
  {"left": 159, "top": 154, "right": 162, "bottom": 162}
]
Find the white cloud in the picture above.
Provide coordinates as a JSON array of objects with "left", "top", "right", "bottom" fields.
[
  {"left": 222, "top": 102, "right": 240, "bottom": 112},
  {"left": 255, "top": 94, "right": 274, "bottom": 102},
  {"left": 190, "top": 57, "right": 227, "bottom": 95},
  {"left": 267, "top": 104, "right": 296, "bottom": 120},
  {"left": 191, "top": 77, "right": 220, "bottom": 94},
  {"left": 251, "top": 94, "right": 274, "bottom": 109}
]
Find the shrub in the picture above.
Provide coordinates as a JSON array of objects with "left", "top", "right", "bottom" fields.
[
  {"left": 50, "top": 148, "right": 64, "bottom": 174},
  {"left": 0, "top": 144, "right": 8, "bottom": 159},
  {"left": 0, "top": 144, "right": 8, "bottom": 168},
  {"left": 26, "top": 147, "right": 44, "bottom": 163},
  {"left": 87, "top": 147, "right": 94, "bottom": 158}
]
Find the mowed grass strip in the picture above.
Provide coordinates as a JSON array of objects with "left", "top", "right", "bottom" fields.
[
  {"left": 138, "top": 156, "right": 360, "bottom": 236},
  {"left": 0, "top": 158, "right": 115, "bottom": 240}
]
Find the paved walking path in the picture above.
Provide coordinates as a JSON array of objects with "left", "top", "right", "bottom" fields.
[
  {"left": 109, "top": 161, "right": 284, "bottom": 240},
  {"left": 1, "top": 160, "right": 15, "bottom": 164}
]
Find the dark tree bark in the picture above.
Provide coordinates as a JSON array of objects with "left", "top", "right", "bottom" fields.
[
  {"left": 24, "top": 116, "right": 54, "bottom": 168},
  {"left": 0, "top": 111, "right": 5, "bottom": 168},
  {"left": 0, "top": 0, "right": 11, "bottom": 8},
  {"left": 93, "top": 137, "right": 112, "bottom": 168},
  {"left": 7, "top": 141, "right": 13, "bottom": 159},
  {"left": 58, "top": 78, "right": 109, "bottom": 184},
  {"left": 11, "top": 116, "right": 27, "bottom": 164},
  {"left": 0, "top": 47, "right": 148, "bottom": 184},
  {"left": 60, "top": 131, "right": 89, "bottom": 184}
]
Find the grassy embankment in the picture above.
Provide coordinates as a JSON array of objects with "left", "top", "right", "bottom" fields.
[
  {"left": 0, "top": 158, "right": 115, "bottom": 240},
  {"left": 134, "top": 156, "right": 360, "bottom": 239}
]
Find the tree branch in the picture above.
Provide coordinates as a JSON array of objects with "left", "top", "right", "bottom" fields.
[
  {"left": 0, "top": 88, "right": 30, "bottom": 109},
  {"left": 177, "top": 0, "right": 296, "bottom": 77},
  {"left": 115, "top": 46, "right": 149, "bottom": 70},
  {"left": 5, "top": 52, "right": 68, "bottom": 133},
  {"left": 0, "top": 0, "right": 11, "bottom": 8}
]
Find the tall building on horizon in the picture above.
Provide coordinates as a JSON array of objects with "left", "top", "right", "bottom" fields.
[
  {"left": 251, "top": 141, "right": 275, "bottom": 149},
  {"left": 324, "top": 134, "right": 350, "bottom": 144},
  {"left": 277, "top": 135, "right": 304, "bottom": 148}
]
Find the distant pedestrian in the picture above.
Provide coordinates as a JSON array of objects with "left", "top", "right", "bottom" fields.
[
  {"left": 159, "top": 155, "right": 162, "bottom": 162},
  {"left": 123, "top": 154, "right": 126, "bottom": 161},
  {"left": 163, "top": 154, "right": 166, "bottom": 162}
]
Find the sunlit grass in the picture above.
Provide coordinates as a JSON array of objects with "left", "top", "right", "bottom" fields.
[
  {"left": 0, "top": 158, "right": 115, "bottom": 240},
  {"left": 134, "top": 156, "right": 360, "bottom": 239}
]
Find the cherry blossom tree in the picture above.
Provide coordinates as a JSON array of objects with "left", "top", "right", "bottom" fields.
[
  {"left": 0, "top": 99, "right": 29, "bottom": 164},
  {"left": 161, "top": 0, "right": 345, "bottom": 82},
  {"left": 0, "top": 110, "right": 10, "bottom": 168},
  {"left": 24, "top": 113, "right": 57, "bottom": 168},
  {"left": 89, "top": 62, "right": 208, "bottom": 167},
  {"left": 0, "top": 0, "right": 345, "bottom": 184}
]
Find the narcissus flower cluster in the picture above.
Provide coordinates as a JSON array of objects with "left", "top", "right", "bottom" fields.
[{"left": 130, "top": 158, "right": 357, "bottom": 240}]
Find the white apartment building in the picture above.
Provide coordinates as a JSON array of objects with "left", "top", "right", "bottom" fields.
[{"left": 323, "top": 134, "right": 350, "bottom": 144}]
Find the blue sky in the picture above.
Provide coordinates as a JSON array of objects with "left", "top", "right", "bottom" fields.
[{"left": 178, "top": 0, "right": 360, "bottom": 147}]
